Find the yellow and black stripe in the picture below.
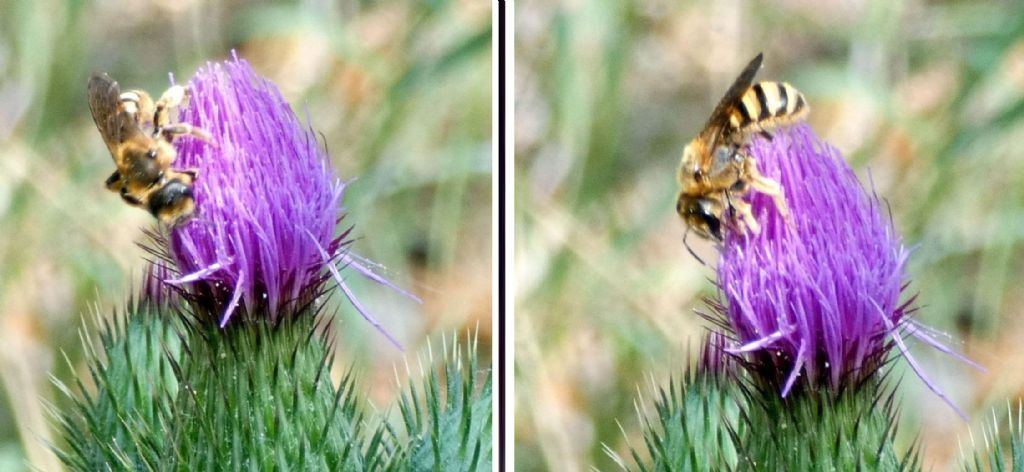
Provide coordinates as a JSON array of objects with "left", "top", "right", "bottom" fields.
[{"left": 728, "top": 81, "right": 808, "bottom": 130}]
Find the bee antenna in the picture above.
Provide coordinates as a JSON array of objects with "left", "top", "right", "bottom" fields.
[
  {"left": 723, "top": 190, "right": 734, "bottom": 213},
  {"left": 683, "top": 227, "right": 707, "bottom": 267},
  {"left": 722, "top": 190, "right": 740, "bottom": 234}
]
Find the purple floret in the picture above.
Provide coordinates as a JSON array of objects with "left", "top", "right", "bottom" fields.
[
  {"left": 714, "top": 123, "right": 978, "bottom": 413},
  {"left": 159, "top": 54, "right": 413, "bottom": 346}
]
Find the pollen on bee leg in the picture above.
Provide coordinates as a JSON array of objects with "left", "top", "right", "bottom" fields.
[
  {"left": 157, "top": 85, "right": 187, "bottom": 109},
  {"left": 152, "top": 85, "right": 190, "bottom": 130},
  {"left": 743, "top": 156, "right": 790, "bottom": 220},
  {"left": 162, "top": 123, "right": 214, "bottom": 143},
  {"left": 732, "top": 198, "right": 761, "bottom": 235},
  {"left": 119, "top": 90, "right": 155, "bottom": 123},
  {"left": 119, "top": 92, "right": 140, "bottom": 115},
  {"left": 119, "top": 91, "right": 140, "bottom": 104}
]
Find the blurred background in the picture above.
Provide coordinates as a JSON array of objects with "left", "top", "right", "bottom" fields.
[
  {"left": 515, "top": 0, "right": 1024, "bottom": 470},
  {"left": 0, "top": 0, "right": 490, "bottom": 469}
]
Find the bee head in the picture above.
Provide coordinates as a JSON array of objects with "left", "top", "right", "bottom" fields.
[
  {"left": 676, "top": 193, "right": 723, "bottom": 241},
  {"left": 148, "top": 178, "right": 196, "bottom": 227},
  {"left": 678, "top": 140, "right": 703, "bottom": 186}
]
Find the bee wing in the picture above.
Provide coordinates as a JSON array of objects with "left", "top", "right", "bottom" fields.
[
  {"left": 698, "top": 52, "right": 763, "bottom": 147},
  {"left": 87, "top": 73, "right": 143, "bottom": 162}
]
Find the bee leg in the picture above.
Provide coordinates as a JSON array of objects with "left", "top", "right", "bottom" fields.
[
  {"left": 153, "top": 85, "right": 187, "bottom": 130},
  {"left": 759, "top": 130, "right": 774, "bottom": 141},
  {"left": 119, "top": 90, "right": 155, "bottom": 126},
  {"left": 743, "top": 157, "right": 790, "bottom": 220},
  {"left": 161, "top": 123, "right": 213, "bottom": 143},
  {"left": 119, "top": 188, "right": 143, "bottom": 207},
  {"left": 723, "top": 191, "right": 753, "bottom": 236},
  {"left": 731, "top": 198, "right": 761, "bottom": 235},
  {"left": 179, "top": 168, "right": 199, "bottom": 183},
  {"left": 105, "top": 171, "right": 123, "bottom": 192}
]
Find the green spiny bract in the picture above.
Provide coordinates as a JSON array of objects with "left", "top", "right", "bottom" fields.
[
  {"left": 53, "top": 299, "right": 378, "bottom": 471},
  {"left": 52, "top": 299, "right": 181, "bottom": 470},
  {"left": 733, "top": 375, "right": 921, "bottom": 471},
  {"left": 164, "top": 309, "right": 376, "bottom": 470},
  {"left": 624, "top": 345, "right": 921, "bottom": 472},
  {"left": 625, "top": 368, "right": 742, "bottom": 472},
  {"left": 53, "top": 298, "right": 491, "bottom": 471},
  {"left": 395, "top": 335, "right": 492, "bottom": 471},
  {"left": 961, "top": 401, "right": 1024, "bottom": 472}
]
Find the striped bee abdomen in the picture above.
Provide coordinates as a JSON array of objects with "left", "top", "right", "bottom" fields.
[{"left": 729, "top": 81, "right": 808, "bottom": 130}]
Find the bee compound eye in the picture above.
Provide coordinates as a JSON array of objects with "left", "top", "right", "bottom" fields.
[
  {"left": 704, "top": 215, "right": 723, "bottom": 241},
  {"left": 146, "top": 149, "right": 158, "bottom": 159},
  {"left": 689, "top": 200, "right": 705, "bottom": 216}
]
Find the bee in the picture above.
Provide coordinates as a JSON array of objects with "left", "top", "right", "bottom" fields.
[
  {"left": 87, "top": 72, "right": 210, "bottom": 226},
  {"left": 676, "top": 52, "right": 808, "bottom": 246}
]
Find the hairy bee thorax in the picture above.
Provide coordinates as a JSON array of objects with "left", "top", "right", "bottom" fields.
[{"left": 678, "top": 139, "right": 743, "bottom": 195}]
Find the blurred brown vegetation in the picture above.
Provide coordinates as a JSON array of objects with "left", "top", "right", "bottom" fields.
[
  {"left": 0, "top": 0, "right": 490, "bottom": 469},
  {"left": 515, "top": 0, "right": 1024, "bottom": 470}
]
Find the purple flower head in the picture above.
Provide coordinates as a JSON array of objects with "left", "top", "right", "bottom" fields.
[
  {"left": 157, "top": 54, "right": 413, "bottom": 346},
  {"left": 714, "top": 123, "right": 979, "bottom": 413}
]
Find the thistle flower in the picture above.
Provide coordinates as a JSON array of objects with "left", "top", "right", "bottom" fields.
[
  {"left": 714, "top": 123, "right": 979, "bottom": 411},
  {"left": 156, "top": 54, "right": 413, "bottom": 345}
]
